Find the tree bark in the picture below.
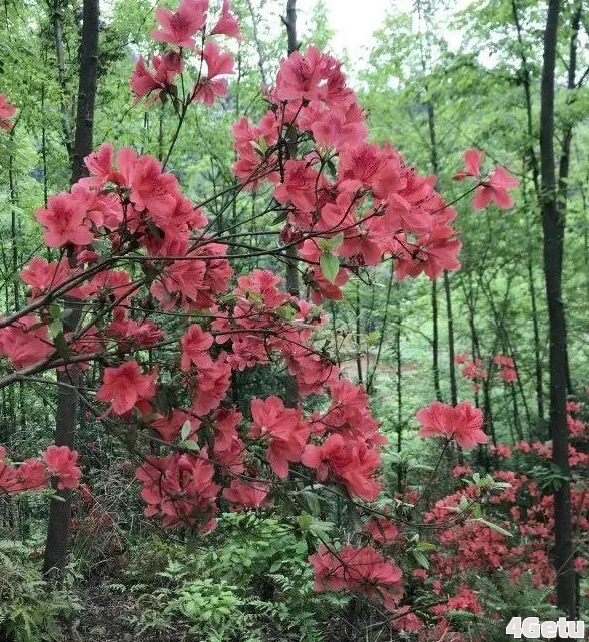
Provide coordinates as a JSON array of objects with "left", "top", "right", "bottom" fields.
[
  {"left": 395, "top": 312, "right": 402, "bottom": 493},
  {"left": 43, "top": 0, "right": 100, "bottom": 582},
  {"left": 539, "top": 0, "right": 576, "bottom": 618},
  {"left": 557, "top": 0, "right": 582, "bottom": 398},
  {"left": 51, "top": 0, "right": 74, "bottom": 163},
  {"left": 425, "top": 94, "right": 443, "bottom": 402},
  {"left": 282, "top": 0, "right": 300, "bottom": 407},
  {"left": 283, "top": 0, "right": 299, "bottom": 299},
  {"left": 443, "top": 271, "right": 458, "bottom": 406},
  {"left": 283, "top": 0, "right": 300, "bottom": 299},
  {"left": 527, "top": 252, "right": 545, "bottom": 422},
  {"left": 431, "top": 280, "right": 442, "bottom": 401},
  {"left": 417, "top": 1, "right": 443, "bottom": 403}
]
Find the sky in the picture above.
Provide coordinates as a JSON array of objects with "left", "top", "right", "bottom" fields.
[
  {"left": 297, "top": 0, "right": 392, "bottom": 61},
  {"left": 294, "top": 0, "right": 472, "bottom": 66}
]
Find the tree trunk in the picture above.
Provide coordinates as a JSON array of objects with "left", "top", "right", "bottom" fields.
[
  {"left": 354, "top": 283, "right": 363, "bottom": 385},
  {"left": 539, "top": 0, "right": 576, "bottom": 618},
  {"left": 395, "top": 313, "right": 402, "bottom": 493},
  {"left": 43, "top": 0, "right": 100, "bottom": 582},
  {"left": 431, "top": 280, "right": 442, "bottom": 401},
  {"left": 283, "top": 0, "right": 300, "bottom": 300},
  {"left": 527, "top": 253, "right": 545, "bottom": 422},
  {"left": 282, "top": 0, "right": 300, "bottom": 407},
  {"left": 443, "top": 271, "right": 458, "bottom": 406},
  {"left": 52, "top": 0, "right": 74, "bottom": 163},
  {"left": 425, "top": 94, "right": 443, "bottom": 403},
  {"left": 283, "top": 0, "right": 299, "bottom": 299},
  {"left": 557, "top": 0, "right": 582, "bottom": 399},
  {"left": 417, "top": 5, "right": 443, "bottom": 404}
]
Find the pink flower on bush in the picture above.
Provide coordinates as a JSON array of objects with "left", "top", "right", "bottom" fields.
[
  {"left": 0, "top": 94, "right": 16, "bottom": 130},
  {"left": 96, "top": 360, "right": 156, "bottom": 415},
  {"left": 454, "top": 148, "right": 518, "bottom": 210},
  {"left": 151, "top": 0, "right": 207, "bottom": 48},
  {"left": 416, "top": 400, "right": 488, "bottom": 449},
  {"left": 42, "top": 446, "right": 82, "bottom": 490}
]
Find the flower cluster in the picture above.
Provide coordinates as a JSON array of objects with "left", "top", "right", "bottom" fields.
[
  {"left": 0, "top": 94, "right": 15, "bottom": 130},
  {"left": 493, "top": 354, "right": 518, "bottom": 383},
  {"left": 416, "top": 400, "right": 489, "bottom": 449},
  {"left": 309, "top": 544, "right": 403, "bottom": 610},
  {"left": 131, "top": 0, "right": 240, "bottom": 106},
  {"left": 232, "top": 45, "right": 464, "bottom": 296},
  {"left": 454, "top": 148, "right": 518, "bottom": 210},
  {"left": 454, "top": 353, "right": 488, "bottom": 393},
  {"left": 0, "top": 0, "right": 526, "bottom": 622},
  {"left": 0, "top": 445, "right": 81, "bottom": 494},
  {"left": 454, "top": 352, "right": 518, "bottom": 393}
]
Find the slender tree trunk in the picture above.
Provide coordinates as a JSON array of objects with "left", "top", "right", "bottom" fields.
[
  {"left": 283, "top": 0, "right": 300, "bottom": 299},
  {"left": 539, "top": 0, "right": 576, "bottom": 618},
  {"left": 367, "top": 264, "right": 395, "bottom": 394},
  {"left": 417, "top": 6, "right": 443, "bottom": 403},
  {"left": 9, "top": 127, "right": 19, "bottom": 311},
  {"left": 463, "top": 274, "right": 481, "bottom": 408},
  {"left": 425, "top": 98, "right": 443, "bottom": 402},
  {"left": 557, "top": 0, "right": 582, "bottom": 398},
  {"left": 355, "top": 283, "right": 363, "bottom": 385},
  {"left": 443, "top": 271, "right": 458, "bottom": 406},
  {"left": 431, "top": 280, "right": 442, "bottom": 400},
  {"left": 512, "top": 0, "right": 547, "bottom": 422},
  {"left": 51, "top": 0, "right": 74, "bottom": 163},
  {"left": 395, "top": 314, "right": 402, "bottom": 493},
  {"left": 528, "top": 253, "right": 545, "bottom": 422},
  {"left": 43, "top": 0, "right": 100, "bottom": 582},
  {"left": 282, "top": 0, "right": 300, "bottom": 407},
  {"left": 245, "top": 0, "right": 268, "bottom": 88},
  {"left": 513, "top": 0, "right": 577, "bottom": 406}
]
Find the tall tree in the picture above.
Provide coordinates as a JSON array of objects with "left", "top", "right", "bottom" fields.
[
  {"left": 539, "top": 0, "right": 576, "bottom": 618},
  {"left": 282, "top": 0, "right": 300, "bottom": 408},
  {"left": 282, "top": 0, "right": 299, "bottom": 299},
  {"left": 43, "top": 0, "right": 100, "bottom": 581}
]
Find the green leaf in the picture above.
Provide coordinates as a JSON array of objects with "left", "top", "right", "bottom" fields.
[
  {"left": 320, "top": 251, "right": 339, "bottom": 283},
  {"left": 298, "top": 512, "right": 312, "bottom": 531},
  {"left": 328, "top": 232, "right": 344, "bottom": 250},
  {"left": 256, "top": 135, "right": 268, "bottom": 153},
  {"left": 302, "top": 490, "right": 321, "bottom": 516},
  {"left": 412, "top": 549, "right": 430, "bottom": 569},
  {"left": 49, "top": 319, "right": 63, "bottom": 339},
  {"left": 415, "top": 542, "right": 437, "bottom": 552},
  {"left": 272, "top": 210, "right": 288, "bottom": 225},
  {"left": 180, "top": 420, "right": 192, "bottom": 441},
  {"left": 476, "top": 518, "right": 512, "bottom": 537},
  {"left": 181, "top": 440, "right": 200, "bottom": 452},
  {"left": 48, "top": 304, "right": 62, "bottom": 319},
  {"left": 52, "top": 331, "right": 71, "bottom": 360}
]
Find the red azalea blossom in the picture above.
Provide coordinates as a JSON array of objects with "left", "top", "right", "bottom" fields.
[
  {"left": 151, "top": 0, "right": 208, "bottom": 48},
  {"left": 96, "top": 361, "right": 157, "bottom": 415},
  {"left": 210, "top": 0, "right": 242, "bottom": 39},
  {"left": 42, "top": 445, "right": 82, "bottom": 490},
  {"left": 193, "top": 41, "right": 235, "bottom": 105},
  {"left": 416, "top": 400, "right": 489, "bottom": 449},
  {"left": 454, "top": 148, "right": 518, "bottom": 210},
  {"left": 248, "top": 396, "right": 309, "bottom": 478},
  {"left": 222, "top": 479, "right": 269, "bottom": 510},
  {"left": 0, "top": 94, "right": 16, "bottom": 130},
  {"left": 309, "top": 544, "right": 403, "bottom": 610}
]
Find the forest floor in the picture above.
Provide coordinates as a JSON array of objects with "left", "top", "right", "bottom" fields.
[{"left": 66, "top": 582, "right": 179, "bottom": 642}]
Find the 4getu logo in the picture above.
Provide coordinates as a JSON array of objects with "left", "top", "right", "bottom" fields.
[{"left": 506, "top": 616, "right": 585, "bottom": 639}]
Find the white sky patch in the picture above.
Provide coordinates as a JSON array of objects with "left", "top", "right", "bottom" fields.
[
  {"left": 298, "top": 0, "right": 392, "bottom": 61},
  {"left": 296, "top": 0, "right": 472, "bottom": 67}
]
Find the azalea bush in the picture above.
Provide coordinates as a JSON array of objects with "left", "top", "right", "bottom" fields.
[{"left": 5, "top": 0, "right": 581, "bottom": 639}]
